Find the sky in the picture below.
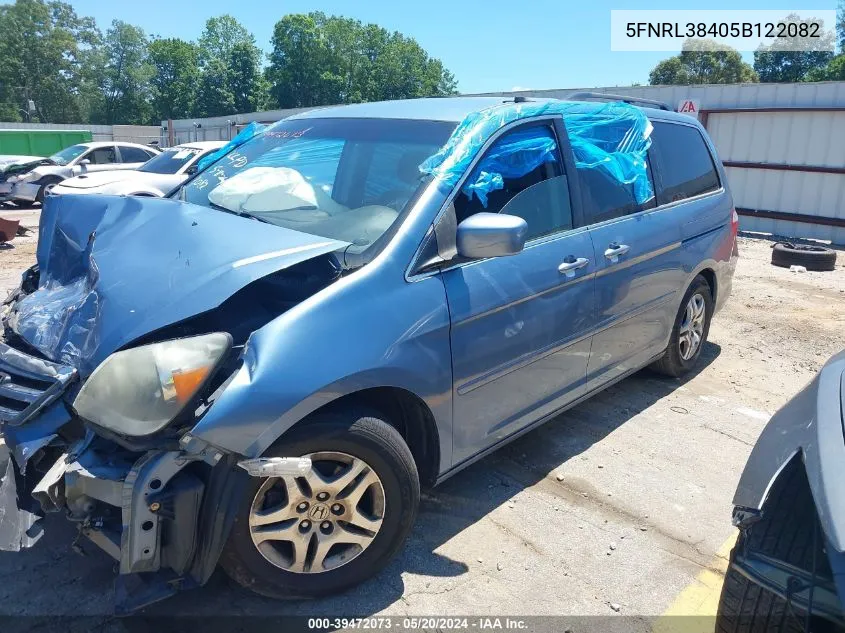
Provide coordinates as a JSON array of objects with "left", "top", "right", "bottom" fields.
[{"left": 63, "top": 0, "right": 835, "bottom": 93}]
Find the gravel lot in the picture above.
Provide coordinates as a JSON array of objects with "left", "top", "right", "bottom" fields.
[{"left": 1, "top": 206, "right": 844, "bottom": 628}]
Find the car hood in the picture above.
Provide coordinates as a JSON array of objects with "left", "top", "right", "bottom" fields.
[
  {"left": 0, "top": 157, "right": 55, "bottom": 177},
  {"left": 0, "top": 155, "right": 44, "bottom": 168},
  {"left": 5, "top": 195, "right": 348, "bottom": 376},
  {"left": 57, "top": 170, "right": 145, "bottom": 189}
]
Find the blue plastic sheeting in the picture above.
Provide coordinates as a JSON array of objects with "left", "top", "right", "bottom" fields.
[
  {"left": 462, "top": 127, "right": 557, "bottom": 206},
  {"left": 196, "top": 121, "right": 266, "bottom": 171},
  {"left": 419, "top": 100, "right": 654, "bottom": 205}
]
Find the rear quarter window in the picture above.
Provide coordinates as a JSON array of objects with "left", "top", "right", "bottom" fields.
[{"left": 650, "top": 121, "right": 720, "bottom": 206}]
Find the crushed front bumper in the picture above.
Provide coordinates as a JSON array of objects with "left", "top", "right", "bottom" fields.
[
  {"left": 0, "top": 340, "right": 249, "bottom": 613},
  {"left": 3, "top": 181, "right": 40, "bottom": 203}
]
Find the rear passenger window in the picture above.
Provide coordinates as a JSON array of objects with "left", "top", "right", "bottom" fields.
[
  {"left": 453, "top": 124, "right": 573, "bottom": 241},
  {"left": 650, "top": 121, "right": 720, "bottom": 206},
  {"left": 579, "top": 164, "right": 655, "bottom": 225},
  {"left": 120, "top": 146, "right": 154, "bottom": 163}
]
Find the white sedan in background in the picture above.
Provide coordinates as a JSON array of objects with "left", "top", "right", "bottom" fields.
[
  {"left": 52, "top": 141, "right": 226, "bottom": 198},
  {"left": 0, "top": 142, "right": 161, "bottom": 204}
]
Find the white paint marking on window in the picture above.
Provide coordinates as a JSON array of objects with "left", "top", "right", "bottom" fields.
[
  {"left": 735, "top": 407, "right": 770, "bottom": 422},
  {"left": 232, "top": 242, "right": 336, "bottom": 269}
]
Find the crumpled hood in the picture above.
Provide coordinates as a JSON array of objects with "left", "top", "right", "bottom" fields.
[
  {"left": 6, "top": 195, "right": 348, "bottom": 376},
  {"left": 0, "top": 155, "right": 44, "bottom": 170},
  {"left": 0, "top": 158, "right": 54, "bottom": 178},
  {"left": 57, "top": 170, "right": 143, "bottom": 189}
]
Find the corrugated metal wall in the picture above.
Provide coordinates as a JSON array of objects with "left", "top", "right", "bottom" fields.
[{"left": 707, "top": 110, "right": 845, "bottom": 242}]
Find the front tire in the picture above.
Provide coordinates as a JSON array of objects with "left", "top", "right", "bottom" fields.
[
  {"left": 220, "top": 411, "right": 420, "bottom": 599},
  {"left": 651, "top": 275, "right": 713, "bottom": 377},
  {"left": 717, "top": 464, "right": 831, "bottom": 633},
  {"left": 35, "top": 177, "right": 61, "bottom": 204}
]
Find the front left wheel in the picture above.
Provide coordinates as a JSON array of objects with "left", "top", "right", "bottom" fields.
[{"left": 220, "top": 411, "right": 420, "bottom": 599}]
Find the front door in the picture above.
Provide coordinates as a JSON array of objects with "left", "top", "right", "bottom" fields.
[
  {"left": 442, "top": 121, "right": 596, "bottom": 465},
  {"left": 74, "top": 146, "right": 120, "bottom": 174}
]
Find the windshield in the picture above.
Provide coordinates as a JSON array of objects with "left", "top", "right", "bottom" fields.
[
  {"left": 139, "top": 147, "right": 204, "bottom": 174},
  {"left": 49, "top": 144, "right": 87, "bottom": 166},
  {"left": 180, "top": 117, "right": 455, "bottom": 255}
]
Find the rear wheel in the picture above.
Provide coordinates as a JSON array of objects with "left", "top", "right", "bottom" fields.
[
  {"left": 220, "top": 411, "right": 420, "bottom": 599},
  {"left": 651, "top": 275, "right": 713, "bottom": 377}
]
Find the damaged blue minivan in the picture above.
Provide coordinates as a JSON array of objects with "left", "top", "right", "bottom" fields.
[{"left": 0, "top": 96, "right": 737, "bottom": 611}]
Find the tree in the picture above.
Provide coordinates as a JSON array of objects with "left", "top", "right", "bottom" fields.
[
  {"left": 753, "top": 14, "right": 834, "bottom": 82},
  {"left": 227, "top": 41, "right": 269, "bottom": 113},
  {"left": 198, "top": 14, "right": 255, "bottom": 64},
  {"left": 266, "top": 13, "right": 329, "bottom": 108},
  {"left": 89, "top": 20, "right": 153, "bottom": 124},
  {"left": 267, "top": 12, "right": 458, "bottom": 109},
  {"left": 838, "top": 0, "right": 845, "bottom": 52},
  {"left": 806, "top": 54, "right": 845, "bottom": 81},
  {"left": 195, "top": 15, "right": 268, "bottom": 116},
  {"left": 0, "top": 0, "right": 100, "bottom": 123},
  {"left": 649, "top": 39, "right": 758, "bottom": 85},
  {"left": 148, "top": 38, "right": 199, "bottom": 121},
  {"left": 195, "top": 58, "right": 235, "bottom": 117}
]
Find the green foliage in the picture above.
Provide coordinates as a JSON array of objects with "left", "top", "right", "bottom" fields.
[
  {"left": 148, "top": 38, "right": 200, "bottom": 120},
  {"left": 267, "top": 12, "right": 458, "bottom": 108},
  {"left": 839, "top": 0, "right": 845, "bottom": 52},
  {"left": 806, "top": 54, "right": 845, "bottom": 81},
  {"left": 649, "top": 39, "right": 758, "bottom": 85},
  {"left": 0, "top": 2, "right": 458, "bottom": 124},
  {"left": 90, "top": 20, "right": 154, "bottom": 124},
  {"left": 0, "top": 0, "right": 100, "bottom": 123},
  {"left": 752, "top": 14, "right": 834, "bottom": 82},
  {"left": 194, "top": 15, "right": 268, "bottom": 117}
]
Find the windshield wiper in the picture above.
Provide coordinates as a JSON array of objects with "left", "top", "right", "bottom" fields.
[{"left": 207, "top": 201, "right": 272, "bottom": 224}]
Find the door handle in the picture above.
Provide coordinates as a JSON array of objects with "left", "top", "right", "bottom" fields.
[
  {"left": 558, "top": 257, "right": 590, "bottom": 275},
  {"left": 604, "top": 242, "right": 631, "bottom": 260}
]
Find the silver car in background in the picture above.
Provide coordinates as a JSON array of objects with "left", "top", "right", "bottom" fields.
[
  {"left": 52, "top": 141, "right": 226, "bottom": 198},
  {"left": 0, "top": 141, "right": 160, "bottom": 204}
]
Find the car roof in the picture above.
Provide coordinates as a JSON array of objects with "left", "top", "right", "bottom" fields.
[
  {"left": 72, "top": 141, "right": 158, "bottom": 150},
  {"left": 173, "top": 141, "right": 226, "bottom": 151},
  {"left": 288, "top": 97, "right": 557, "bottom": 123},
  {"left": 287, "top": 96, "right": 702, "bottom": 129}
]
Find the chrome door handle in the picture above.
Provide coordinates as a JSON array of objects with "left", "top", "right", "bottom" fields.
[
  {"left": 558, "top": 257, "right": 590, "bottom": 275},
  {"left": 604, "top": 243, "right": 630, "bottom": 259}
]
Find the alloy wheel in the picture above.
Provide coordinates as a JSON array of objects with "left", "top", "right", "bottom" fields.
[
  {"left": 678, "top": 293, "right": 706, "bottom": 361},
  {"left": 248, "top": 451, "right": 385, "bottom": 574}
]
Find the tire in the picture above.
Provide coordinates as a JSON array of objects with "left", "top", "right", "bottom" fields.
[
  {"left": 219, "top": 411, "right": 420, "bottom": 599},
  {"left": 716, "top": 463, "right": 830, "bottom": 633},
  {"left": 771, "top": 242, "right": 837, "bottom": 272},
  {"left": 651, "top": 275, "right": 713, "bottom": 377},
  {"left": 35, "top": 177, "right": 61, "bottom": 204}
]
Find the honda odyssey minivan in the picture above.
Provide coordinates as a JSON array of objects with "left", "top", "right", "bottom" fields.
[{"left": 0, "top": 95, "right": 737, "bottom": 611}]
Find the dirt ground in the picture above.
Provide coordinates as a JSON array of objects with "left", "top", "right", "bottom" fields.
[{"left": 1, "top": 206, "right": 844, "bottom": 628}]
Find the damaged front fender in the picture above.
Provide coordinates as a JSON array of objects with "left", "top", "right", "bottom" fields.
[{"left": 733, "top": 350, "right": 845, "bottom": 551}]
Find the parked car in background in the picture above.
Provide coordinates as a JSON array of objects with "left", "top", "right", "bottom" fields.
[
  {"left": 52, "top": 141, "right": 226, "bottom": 198},
  {"left": 0, "top": 96, "right": 737, "bottom": 611},
  {"left": 0, "top": 141, "right": 160, "bottom": 205},
  {"left": 718, "top": 350, "right": 845, "bottom": 631}
]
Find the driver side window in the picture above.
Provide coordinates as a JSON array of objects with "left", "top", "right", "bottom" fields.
[
  {"left": 86, "top": 147, "right": 117, "bottom": 165},
  {"left": 452, "top": 123, "right": 573, "bottom": 241}
]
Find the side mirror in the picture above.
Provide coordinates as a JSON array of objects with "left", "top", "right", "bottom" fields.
[
  {"left": 79, "top": 159, "right": 91, "bottom": 170},
  {"left": 456, "top": 212, "right": 528, "bottom": 259}
]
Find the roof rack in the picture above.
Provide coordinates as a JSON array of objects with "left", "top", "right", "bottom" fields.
[{"left": 568, "top": 91, "right": 672, "bottom": 111}]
